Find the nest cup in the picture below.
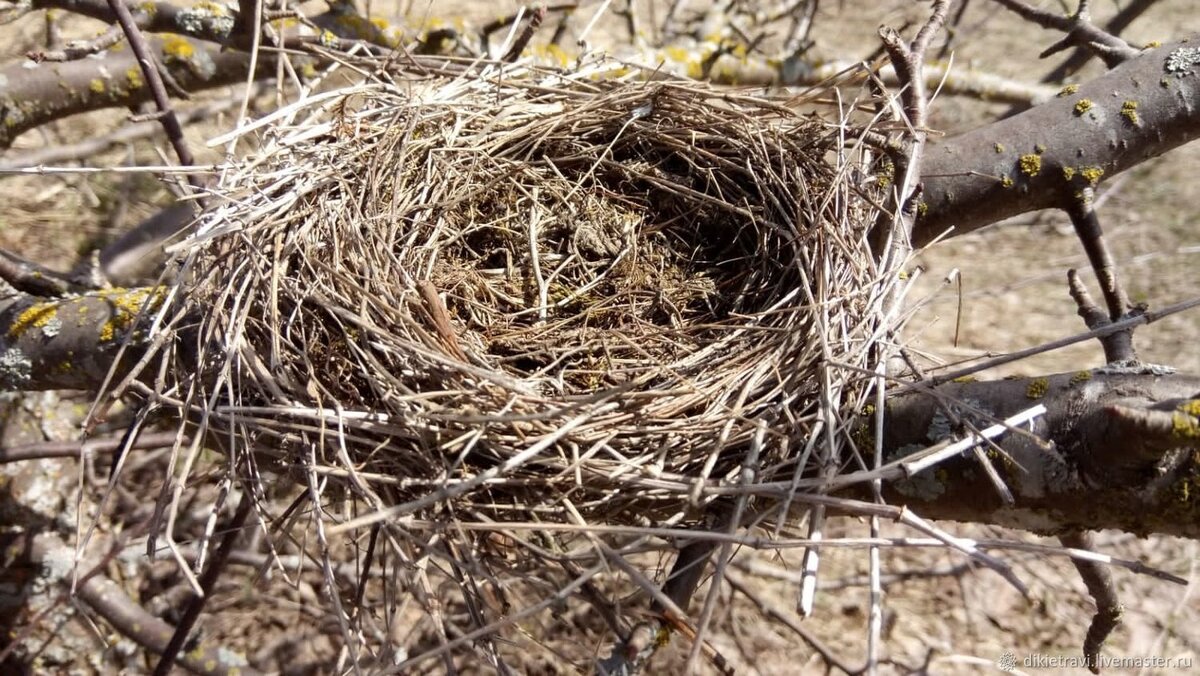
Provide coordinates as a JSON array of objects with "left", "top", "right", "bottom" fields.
[{"left": 180, "top": 64, "right": 886, "bottom": 528}]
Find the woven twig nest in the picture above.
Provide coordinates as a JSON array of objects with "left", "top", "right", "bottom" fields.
[{"left": 175, "top": 58, "right": 887, "bottom": 544}]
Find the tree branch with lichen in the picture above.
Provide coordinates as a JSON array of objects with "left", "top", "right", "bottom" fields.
[
  {"left": 915, "top": 36, "right": 1200, "bottom": 245},
  {"left": 863, "top": 371, "right": 1200, "bottom": 540},
  {"left": 0, "top": 35, "right": 270, "bottom": 150},
  {"left": 0, "top": 287, "right": 164, "bottom": 390}
]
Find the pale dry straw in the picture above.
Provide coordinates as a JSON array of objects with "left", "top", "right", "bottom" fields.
[{"left": 163, "top": 56, "right": 896, "bottom": 667}]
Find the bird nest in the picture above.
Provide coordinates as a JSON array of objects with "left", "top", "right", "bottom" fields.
[{"left": 173, "top": 59, "right": 889, "bottom": 552}]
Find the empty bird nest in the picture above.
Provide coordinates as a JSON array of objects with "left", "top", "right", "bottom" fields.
[{"left": 168, "top": 56, "right": 893, "bottom": 537}]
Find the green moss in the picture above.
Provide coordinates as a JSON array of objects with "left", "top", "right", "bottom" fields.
[
  {"left": 88, "top": 78, "right": 106, "bottom": 95},
  {"left": 993, "top": 142, "right": 1005, "bottom": 153},
  {"left": 1057, "top": 84, "right": 1079, "bottom": 97},
  {"left": 952, "top": 375, "right": 978, "bottom": 383},
  {"left": 1073, "top": 99, "right": 1094, "bottom": 115},
  {"left": 1018, "top": 153, "right": 1042, "bottom": 177},
  {"left": 1070, "top": 370, "right": 1092, "bottom": 384},
  {"left": 1062, "top": 166, "right": 1076, "bottom": 181},
  {"left": 125, "top": 67, "right": 143, "bottom": 90},
  {"left": 1000, "top": 175, "right": 1014, "bottom": 188},
  {"left": 1120, "top": 100, "right": 1140, "bottom": 126},
  {"left": 1026, "top": 377, "right": 1049, "bottom": 399}
]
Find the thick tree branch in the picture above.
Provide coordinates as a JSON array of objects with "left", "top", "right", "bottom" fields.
[
  {"left": 0, "top": 288, "right": 164, "bottom": 390},
  {"left": 1040, "top": 0, "right": 1162, "bottom": 84},
  {"left": 916, "top": 36, "right": 1200, "bottom": 245},
  {"left": 0, "top": 36, "right": 271, "bottom": 150},
  {"left": 1, "top": 0, "right": 411, "bottom": 151},
  {"left": 874, "top": 371, "right": 1200, "bottom": 539},
  {"left": 12, "top": 533, "right": 258, "bottom": 675},
  {"left": 990, "top": 0, "right": 1140, "bottom": 66}
]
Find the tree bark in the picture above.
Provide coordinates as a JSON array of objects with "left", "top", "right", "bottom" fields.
[
  {"left": 871, "top": 371, "right": 1200, "bottom": 539},
  {"left": 0, "top": 288, "right": 163, "bottom": 390},
  {"left": 915, "top": 36, "right": 1200, "bottom": 245}
]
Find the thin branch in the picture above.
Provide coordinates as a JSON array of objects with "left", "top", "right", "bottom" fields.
[
  {"left": 989, "top": 0, "right": 1140, "bottom": 66},
  {"left": 1067, "top": 269, "right": 1137, "bottom": 364},
  {"left": 1065, "top": 187, "right": 1130, "bottom": 321},
  {"left": 0, "top": 95, "right": 244, "bottom": 170},
  {"left": 0, "top": 431, "right": 181, "bottom": 464},
  {"left": 28, "top": 24, "right": 124, "bottom": 61},
  {"left": 911, "top": 294, "right": 1200, "bottom": 387},
  {"left": 106, "top": 0, "right": 200, "bottom": 192},
  {"left": 152, "top": 491, "right": 254, "bottom": 675},
  {"left": 873, "top": 0, "right": 949, "bottom": 260},
  {"left": 725, "top": 567, "right": 860, "bottom": 674},
  {"left": 0, "top": 249, "right": 96, "bottom": 296},
  {"left": 1060, "top": 531, "right": 1123, "bottom": 674},
  {"left": 1040, "top": 0, "right": 1161, "bottom": 83},
  {"left": 502, "top": 5, "right": 548, "bottom": 62}
]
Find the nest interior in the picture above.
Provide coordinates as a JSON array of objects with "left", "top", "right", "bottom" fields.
[{"left": 178, "top": 62, "right": 888, "bottom": 528}]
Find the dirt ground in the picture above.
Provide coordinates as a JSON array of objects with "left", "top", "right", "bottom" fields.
[{"left": 1, "top": 1, "right": 1198, "bottom": 674}]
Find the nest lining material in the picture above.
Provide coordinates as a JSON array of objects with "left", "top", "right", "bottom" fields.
[{"left": 178, "top": 61, "right": 889, "bottom": 525}]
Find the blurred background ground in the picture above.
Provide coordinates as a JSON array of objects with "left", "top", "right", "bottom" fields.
[{"left": 0, "top": 1, "right": 1198, "bottom": 674}]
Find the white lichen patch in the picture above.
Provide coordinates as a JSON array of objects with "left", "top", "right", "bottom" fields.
[
  {"left": 34, "top": 534, "right": 74, "bottom": 585},
  {"left": 175, "top": 3, "right": 236, "bottom": 38},
  {"left": 41, "top": 316, "right": 61, "bottom": 338},
  {"left": 216, "top": 647, "right": 250, "bottom": 669},
  {"left": 1165, "top": 47, "right": 1200, "bottom": 76},
  {"left": 0, "top": 346, "right": 32, "bottom": 386},
  {"left": 1096, "top": 360, "right": 1176, "bottom": 375}
]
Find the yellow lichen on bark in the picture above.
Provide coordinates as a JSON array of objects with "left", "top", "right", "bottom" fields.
[
  {"left": 1018, "top": 153, "right": 1041, "bottom": 177},
  {"left": 8, "top": 302, "right": 60, "bottom": 339},
  {"left": 161, "top": 34, "right": 195, "bottom": 61},
  {"left": 96, "top": 288, "right": 165, "bottom": 343}
]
